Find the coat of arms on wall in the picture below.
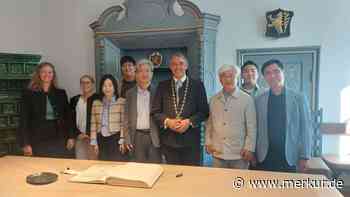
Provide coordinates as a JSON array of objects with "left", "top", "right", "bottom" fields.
[
  {"left": 266, "top": 8, "right": 294, "bottom": 38},
  {"left": 149, "top": 51, "right": 163, "bottom": 68}
]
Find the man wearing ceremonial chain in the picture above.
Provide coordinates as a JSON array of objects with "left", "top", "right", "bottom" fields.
[{"left": 152, "top": 53, "right": 209, "bottom": 166}]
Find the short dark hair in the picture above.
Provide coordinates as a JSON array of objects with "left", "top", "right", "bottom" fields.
[
  {"left": 120, "top": 56, "right": 136, "bottom": 66},
  {"left": 99, "top": 74, "right": 119, "bottom": 98},
  {"left": 261, "top": 59, "right": 284, "bottom": 75},
  {"left": 241, "top": 60, "right": 258, "bottom": 71}
]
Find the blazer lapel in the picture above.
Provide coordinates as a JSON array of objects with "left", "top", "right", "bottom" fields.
[
  {"left": 37, "top": 91, "right": 47, "bottom": 121},
  {"left": 131, "top": 88, "right": 138, "bottom": 130},
  {"left": 168, "top": 79, "right": 177, "bottom": 118},
  {"left": 285, "top": 89, "right": 295, "bottom": 131},
  {"left": 179, "top": 78, "right": 190, "bottom": 101},
  {"left": 262, "top": 91, "right": 269, "bottom": 135},
  {"left": 150, "top": 85, "right": 155, "bottom": 106}
]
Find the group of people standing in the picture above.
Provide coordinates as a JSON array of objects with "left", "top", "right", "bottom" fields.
[
  {"left": 17, "top": 53, "right": 312, "bottom": 173},
  {"left": 205, "top": 60, "right": 312, "bottom": 172}
]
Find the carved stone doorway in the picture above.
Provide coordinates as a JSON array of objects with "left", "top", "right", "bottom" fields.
[{"left": 90, "top": 0, "right": 220, "bottom": 165}]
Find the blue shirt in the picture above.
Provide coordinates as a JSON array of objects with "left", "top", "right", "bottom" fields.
[
  {"left": 136, "top": 86, "right": 151, "bottom": 130},
  {"left": 90, "top": 96, "right": 116, "bottom": 145}
]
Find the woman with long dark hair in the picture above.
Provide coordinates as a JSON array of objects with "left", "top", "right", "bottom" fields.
[
  {"left": 90, "top": 74, "right": 125, "bottom": 161},
  {"left": 17, "top": 62, "right": 76, "bottom": 158}
]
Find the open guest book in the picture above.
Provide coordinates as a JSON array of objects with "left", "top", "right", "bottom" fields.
[{"left": 69, "top": 162, "right": 164, "bottom": 188}]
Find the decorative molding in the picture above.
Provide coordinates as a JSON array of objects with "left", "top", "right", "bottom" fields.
[
  {"left": 178, "top": 0, "right": 202, "bottom": 19},
  {"left": 95, "top": 26, "right": 202, "bottom": 36},
  {"left": 201, "top": 13, "right": 221, "bottom": 30},
  {"left": 90, "top": 5, "right": 124, "bottom": 32}
]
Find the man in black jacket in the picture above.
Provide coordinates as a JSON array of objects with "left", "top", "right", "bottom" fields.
[{"left": 151, "top": 53, "right": 209, "bottom": 166}]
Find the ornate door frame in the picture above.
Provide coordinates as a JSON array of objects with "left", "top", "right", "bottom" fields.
[
  {"left": 89, "top": 0, "right": 220, "bottom": 98},
  {"left": 90, "top": 0, "right": 221, "bottom": 164}
]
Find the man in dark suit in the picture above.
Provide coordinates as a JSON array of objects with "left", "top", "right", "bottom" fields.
[
  {"left": 121, "top": 59, "right": 161, "bottom": 163},
  {"left": 152, "top": 53, "right": 209, "bottom": 166}
]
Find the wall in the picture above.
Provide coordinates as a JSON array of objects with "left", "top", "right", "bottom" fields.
[
  {"left": 1, "top": 0, "right": 349, "bottom": 154},
  {"left": 189, "top": 0, "right": 350, "bottom": 154},
  {"left": 0, "top": 0, "right": 42, "bottom": 54}
]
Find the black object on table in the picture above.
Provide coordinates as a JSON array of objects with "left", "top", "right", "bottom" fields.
[{"left": 26, "top": 172, "right": 58, "bottom": 185}]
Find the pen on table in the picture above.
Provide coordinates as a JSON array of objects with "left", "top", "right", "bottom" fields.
[{"left": 176, "top": 173, "right": 183, "bottom": 178}]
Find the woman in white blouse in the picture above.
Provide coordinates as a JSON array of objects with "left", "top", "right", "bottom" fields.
[{"left": 70, "top": 75, "right": 98, "bottom": 159}]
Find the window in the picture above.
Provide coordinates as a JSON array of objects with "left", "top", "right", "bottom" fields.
[
  {"left": 339, "top": 85, "right": 350, "bottom": 156},
  {"left": 340, "top": 85, "right": 350, "bottom": 122}
]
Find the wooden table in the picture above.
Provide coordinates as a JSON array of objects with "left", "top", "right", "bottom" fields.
[{"left": 0, "top": 156, "right": 343, "bottom": 197}]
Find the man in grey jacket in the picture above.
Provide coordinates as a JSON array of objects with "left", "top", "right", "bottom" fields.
[
  {"left": 120, "top": 59, "right": 160, "bottom": 163},
  {"left": 205, "top": 64, "right": 256, "bottom": 169},
  {"left": 254, "top": 59, "right": 312, "bottom": 172}
]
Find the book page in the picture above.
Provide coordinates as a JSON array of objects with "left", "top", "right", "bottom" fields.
[
  {"left": 70, "top": 165, "right": 117, "bottom": 184},
  {"left": 106, "top": 163, "right": 163, "bottom": 188}
]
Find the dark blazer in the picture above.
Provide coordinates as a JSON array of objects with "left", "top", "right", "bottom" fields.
[
  {"left": 17, "top": 87, "right": 75, "bottom": 147},
  {"left": 124, "top": 86, "right": 160, "bottom": 147},
  {"left": 70, "top": 93, "right": 98, "bottom": 137},
  {"left": 151, "top": 77, "right": 209, "bottom": 148}
]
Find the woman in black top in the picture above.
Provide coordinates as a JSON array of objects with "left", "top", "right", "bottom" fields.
[{"left": 17, "top": 62, "right": 76, "bottom": 158}]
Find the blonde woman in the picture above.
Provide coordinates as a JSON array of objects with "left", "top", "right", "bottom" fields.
[
  {"left": 70, "top": 75, "right": 98, "bottom": 160},
  {"left": 17, "top": 62, "right": 75, "bottom": 158}
]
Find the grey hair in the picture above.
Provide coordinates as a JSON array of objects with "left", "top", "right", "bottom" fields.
[
  {"left": 218, "top": 64, "right": 241, "bottom": 77},
  {"left": 170, "top": 52, "right": 189, "bottom": 66},
  {"left": 136, "top": 59, "right": 154, "bottom": 72}
]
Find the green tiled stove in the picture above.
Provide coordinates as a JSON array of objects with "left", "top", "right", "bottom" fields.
[{"left": 0, "top": 53, "right": 41, "bottom": 155}]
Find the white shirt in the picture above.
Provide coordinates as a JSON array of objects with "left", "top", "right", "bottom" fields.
[
  {"left": 164, "top": 75, "right": 187, "bottom": 129},
  {"left": 173, "top": 75, "right": 187, "bottom": 85},
  {"left": 76, "top": 96, "right": 87, "bottom": 133},
  {"left": 173, "top": 75, "right": 187, "bottom": 103},
  {"left": 136, "top": 86, "right": 151, "bottom": 130}
]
